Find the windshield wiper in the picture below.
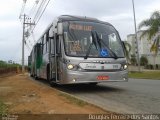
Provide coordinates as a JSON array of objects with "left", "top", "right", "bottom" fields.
[
  {"left": 84, "top": 42, "right": 93, "bottom": 59},
  {"left": 84, "top": 31, "right": 98, "bottom": 59},
  {"left": 84, "top": 31, "right": 118, "bottom": 59},
  {"left": 95, "top": 31, "right": 118, "bottom": 59}
]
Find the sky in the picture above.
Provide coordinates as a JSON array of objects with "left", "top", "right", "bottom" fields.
[{"left": 0, "top": 0, "right": 160, "bottom": 64}]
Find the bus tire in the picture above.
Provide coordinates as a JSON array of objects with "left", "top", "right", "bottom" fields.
[
  {"left": 30, "top": 74, "right": 33, "bottom": 77},
  {"left": 35, "top": 75, "right": 39, "bottom": 80},
  {"left": 50, "top": 81, "right": 55, "bottom": 87}
]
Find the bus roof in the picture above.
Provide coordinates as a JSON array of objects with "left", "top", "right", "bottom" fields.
[{"left": 58, "top": 15, "right": 112, "bottom": 26}]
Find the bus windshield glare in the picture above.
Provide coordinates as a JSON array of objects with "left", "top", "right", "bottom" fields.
[{"left": 63, "top": 21, "right": 125, "bottom": 58}]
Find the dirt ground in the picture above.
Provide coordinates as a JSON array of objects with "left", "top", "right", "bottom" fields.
[{"left": 0, "top": 73, "right": 109, "bottom": 114}]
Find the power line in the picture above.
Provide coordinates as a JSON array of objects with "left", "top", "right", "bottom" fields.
[
  {"left": 25, "top": 40, "right": 31, "bottom": 51},
  {"left": 19, "top": 0, "right": 52, "bottom": 68},
  {"left": 29, "top": 0, "right": 40, "bottom": 16},
  {"left": 28, "top": 39, "right": 33, "bottom": 47},
  {"left": 31, "top": 32, "right": 37, "bottom": 43},
  {"left": 31, "top": 0, "right": 51, "bottom": 32},
  {"left": 36, "top": 0, "right": 51, "bottom": 26},
  {"left": 33, "top": 0, "right": 46, "bottom": 22},
  {"left": 22, "top": 0, "right": 51, "bottom": 36},
  {"left": 19, "top": 0, "right": 28, "bottom": 18},
  {"left": 25, "top": 34, "right": 33, "bottom": 48}
]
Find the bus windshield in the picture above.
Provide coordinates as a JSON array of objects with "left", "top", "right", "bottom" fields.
[{"left": 63, "top": 21, "right": 125, "bottom": 58}]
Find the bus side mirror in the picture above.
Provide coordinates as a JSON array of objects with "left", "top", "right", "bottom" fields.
[{"left": 57, "top": 23, "right": 63, "bottom": 35}]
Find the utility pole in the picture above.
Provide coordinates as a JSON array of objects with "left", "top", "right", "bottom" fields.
[
  {"left": 21, "top": 14, "right": 35, "bottom": 73},
  {"left": 132, "top": 0, "right": 140, "bottom": 72},
  {"left": 22, "top": 14, "right": 25, "bottom": 73}
]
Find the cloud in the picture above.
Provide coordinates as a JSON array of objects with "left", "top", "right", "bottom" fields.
[
  {"left": 25, "top": 0, "right": 160, "bottom": 44},
  {"left": 0, "top": 20, "right": 20, "bottom": 28},
  {"left": 50, "top": 0, "right": 133, "bottom": 17},
  {"left": 101, "top": 13, "right": 133, "bottom": 21},
  {"left": 1, "top": 0, "right": 160, "bottom": 62},
  {"left": 0, "top": 1, "right": 21, "bottom": 17}
]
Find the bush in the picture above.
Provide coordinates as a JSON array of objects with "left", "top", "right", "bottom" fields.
[
  {"left": 130, "top": 57, "right": 137, "bottom": 65},
  {"left": 0, "top": 60, "right": 21, "bottom": 74},
  {"left": 0, "top": 101, "right": 7, "bottom": 115},
  {"left": 158, "top": 65, "right": 160, "bottom": 70},
  {"left": 140, "top": 56, "right": 148, "bottom": 66},
  {"left": 146, "top": 64, "right": 152, "bottom": 69},
  {"left": 156, "top": 64, "right": 160, "bottom": 70},
  {"left": 156, "top": 64, "right": 158, "bottom": 69},
  {"left": 150, "top": 64, "right": 153, "bottom": 69}
]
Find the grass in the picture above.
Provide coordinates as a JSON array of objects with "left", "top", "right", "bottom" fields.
[
  {"left": 129, "top": 71, "right": 160, "bottom": 80},
  {"left": 58, "top": 93, "right": 87, "bottom": 107},
  {"left": 0, "top": 100, "right": 7, "bottom": 115},
  {"left": 0, "top": 60, "right": 21, "bottom": 69}
]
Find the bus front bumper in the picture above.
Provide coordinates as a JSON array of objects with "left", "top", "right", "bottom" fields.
[{"left": 61, "top": 70, "right": 128, "bottom": 84}]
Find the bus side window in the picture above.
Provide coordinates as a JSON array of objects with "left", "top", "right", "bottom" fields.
[
  {"left": 49, "top": 26, "right": 55, "bottom": 55},
  {"left": 51, "top": 40, "right": 55, "bottom": 55},
  {"left": 41, "top": 38, "right": 43, "bottom": 54},
  {"left": 46, "top": 31, "right": 49, "bottom": 53},
  {"left": 43, "top": 35, "right": 46, "bottom": 54},
  {"left": 56, "top": 35, "right": 61, "bottom": 55}
]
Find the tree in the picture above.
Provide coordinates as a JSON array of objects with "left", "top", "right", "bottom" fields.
[
  {"left": 138, "top": 11, "right": 160, "bottom": 67},
  {"left": 124, "top": 41, "right": 131, "bottom": 63}
]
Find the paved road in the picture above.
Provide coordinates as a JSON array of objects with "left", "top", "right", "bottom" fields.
[{"left": 57, "top": 79, "right": 160, "bottom": 114}]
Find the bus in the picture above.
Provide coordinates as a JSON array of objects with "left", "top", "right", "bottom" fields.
[{"left": 29, "top": 15, "right": 128, "bottom": 86}]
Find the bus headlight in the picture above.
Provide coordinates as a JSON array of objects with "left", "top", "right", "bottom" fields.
[
  {"left": 123, "top": 65, "right": 128, "bottom": 70},
  {"left": 67, "top": 64, "right": 74, "bottom": 70}
]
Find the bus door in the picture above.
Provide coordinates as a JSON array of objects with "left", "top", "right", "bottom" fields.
[
  {"left": 55, "top": 35, "right": 62, "bottom": 82},
  {"left": 49, "top": 35, "right": 56, "bottom": 81},
  {"left": 49, "top": 33, "right": 61, "bottom": 83}
]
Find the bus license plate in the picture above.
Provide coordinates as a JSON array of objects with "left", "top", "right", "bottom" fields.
[{"left": 97, "top": 76, "right": 109, "bottom": 80}]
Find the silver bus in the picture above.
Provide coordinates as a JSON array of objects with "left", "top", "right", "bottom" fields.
[{"left": 29, "top": 15, "right": 128, "bottom": 86}]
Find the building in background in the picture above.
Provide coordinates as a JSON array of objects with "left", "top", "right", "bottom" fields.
[{"left": 127, "top": 30, "right": 160, "bottom": 65}]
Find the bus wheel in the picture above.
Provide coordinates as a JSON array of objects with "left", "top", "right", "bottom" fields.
[
  {"left": 30, "top": 74, "right": 33, "bottom": 77},
  {"left": 49, "top": 81, "right": 55, "bottom": 87},
  {"left": 49, "top": 77, "right": 58, "bottom": 87},
  {"left": 35, "top": 75, "right": 39, "bottom": 80}
]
